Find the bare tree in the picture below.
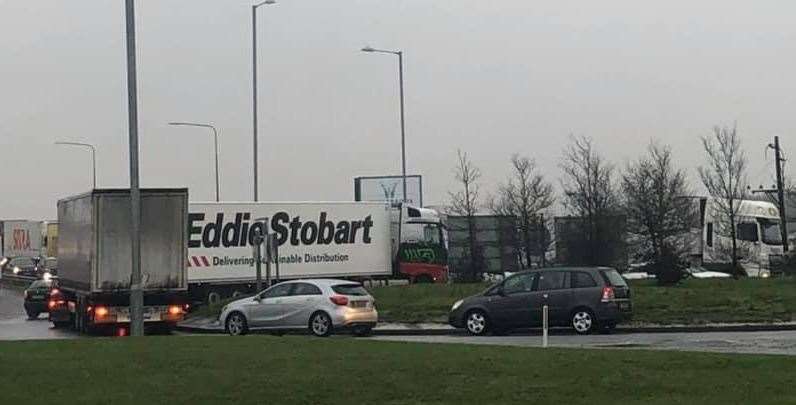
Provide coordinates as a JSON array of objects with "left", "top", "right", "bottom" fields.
[
  {"left": 560, "top": 135, "right": 620, "bottom": 265},
  {"left": 698, "top": 124, "right": 748, "bottom": 273},
  {"left": 448, "top": 150, "right": 482, "bottom": 281},
  {"left": 490, "top": 154, "right": 555, "bottom": 268},
  {"left": 622, "top": 142, "right": 695, "bottom": 266}
]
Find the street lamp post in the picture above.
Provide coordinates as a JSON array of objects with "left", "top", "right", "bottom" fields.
[
  {"left": 124, "top": 0, "right": 144, "bottom": 337},
  {"left": 361, "top": 46, "right": 408, "bottom": 203},
  {"left": 54, "top": 141, "right": 97, "bottom": 189},
  {"left": 252, "top": 0, "right": 277, "bottom": 202},
  {"left": 168, "top": 122, "right": 220, "bottom": 202}
]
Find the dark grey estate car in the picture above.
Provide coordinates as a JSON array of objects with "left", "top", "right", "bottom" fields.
[{"left": 449, "top": 267, "right": 632, "bottom": 335}]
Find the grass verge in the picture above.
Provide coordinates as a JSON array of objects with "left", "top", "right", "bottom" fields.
[{"left": 1, "top": 336, "right": 794, "bottom": 405}]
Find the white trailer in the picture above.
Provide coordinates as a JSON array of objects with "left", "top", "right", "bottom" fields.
[{"left": 187, "top": 202, "right": 449, "bottom": 303}]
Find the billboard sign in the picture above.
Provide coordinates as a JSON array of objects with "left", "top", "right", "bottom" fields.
[{"left": 354, "top": 175, "right": 423, "bottom": 206}]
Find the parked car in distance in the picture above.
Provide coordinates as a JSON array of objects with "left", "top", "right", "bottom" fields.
[
  {"left": 449, "top": 267, "right": 632, "bottom": 335},
  {"left": 24, "top": 278, "right": 57, "bottom": 319},
  {"left": 220, "top": 279, "right": 378, "bottom": 337}
]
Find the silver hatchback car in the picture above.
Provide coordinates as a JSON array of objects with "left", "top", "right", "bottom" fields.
[{"left": 220, "top": 279, "right": 378, "bottom": 337}]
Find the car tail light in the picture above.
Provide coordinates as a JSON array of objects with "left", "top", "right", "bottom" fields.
[
  {"left": 329, "top": 295, "right": 349, "bottom": 306},
  {"left": 95, "top": 306, "right": 110, "bottom": 318},
  {"left": 50, "top": 288, "right": 60, "bottom": 296},
  {"left": 48, "top": 299, "right": 65, "bottom": 309},
  {"left": 601, "top": 287, "right": 615, "bottom": 303},
  {"left": 168, "top": 305, "right": 183, "bottom": 315}
]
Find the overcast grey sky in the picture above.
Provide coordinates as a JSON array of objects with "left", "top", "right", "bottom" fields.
[{"left": 1, "top": 0, "right": 794, "bottom": 219}]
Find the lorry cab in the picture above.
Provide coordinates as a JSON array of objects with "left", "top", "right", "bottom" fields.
[
  {"left": 703, "top": 199, "right": 784, "bottom": 277},
  {"left": 391, "top": 204, "right": 449, "bottom": 283}
]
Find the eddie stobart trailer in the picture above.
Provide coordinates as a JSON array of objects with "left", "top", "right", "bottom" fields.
[
  {"left": 49, "top": 189, "right": 190, "bottom": 333},
  {"left": 187, "top": 202, "right": 449, "bottom": 304}
]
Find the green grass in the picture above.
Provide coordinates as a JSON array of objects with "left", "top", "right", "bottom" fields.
[
  {"left": 367, "top": 278, "right": 796, "bottom": 325},
  {"left": 1, "top": 336, "right": 794, "bottom": 404},
  {"left": 627, "top": 278, "right": 796, "bottom": 325}
]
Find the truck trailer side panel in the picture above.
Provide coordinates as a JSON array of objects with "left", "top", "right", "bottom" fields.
[{"left": 187, "top": 202, "right": 393, "bottom": 283}]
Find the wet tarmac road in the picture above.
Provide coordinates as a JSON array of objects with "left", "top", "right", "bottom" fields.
[
  {"left": 0, "top": 283, "right": 77, "bottom": 341},
  {"left": 370, "top": 330, "right": 796, "bottom": 356}
]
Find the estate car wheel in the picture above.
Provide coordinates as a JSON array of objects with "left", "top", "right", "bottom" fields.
[
  {"left": 572, "top": 309, "right": 595, "bottom": 335},
  {"left": 26, "top": 311, "right": 39, "bottom": 320},
  {"left": 309, "top": 312, "right": 333, "bottom": 337},
  {"left": 465, "top": 310, "right": 490, "bottom": 336},
  {"left": 226, "top": 312, "right": 248, "bottom": 336}
]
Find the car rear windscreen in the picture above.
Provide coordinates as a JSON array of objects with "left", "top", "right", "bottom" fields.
[
  {"left": 601, "top": 269, "right": 628, "bottom": 287},
  {"left": 332, "top": 284, "right": 369, "bottom": 296}
]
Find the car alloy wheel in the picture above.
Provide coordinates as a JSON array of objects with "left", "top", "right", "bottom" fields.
[
  {"left": 226, "top": 313, "right": 247, "bottom": 336},
  {"left": 310, "top": 312, "right": 332, "bottom": 337},
  {"left": 572, "top": 310, "right": 594, "bottom": 335},
  {"left": 465, "top": 310, "right": 488, "bottom": 336}
]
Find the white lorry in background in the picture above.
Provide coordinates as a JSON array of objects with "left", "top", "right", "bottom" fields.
[
  {"left": 187, "top": 202, "right": 449, "bottom": 304},
  {"left": 0, "top": 220, "right": 44, "bottom": 276},
  {"left": 690, "top": 198, "right": 784, "bottom": 277},
  {"left": 1, "top": 220, "right": 43, "bottom": 259}
]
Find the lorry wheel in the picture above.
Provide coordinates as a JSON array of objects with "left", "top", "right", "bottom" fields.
[
  {"left": 225, "top": 312, "right": 248, "bottom": 336},
  {"left": 414, "top": 275, "right": 434, "bottom": 284},
  {"left": 207, "top": 292, "right": 221, "bottom": 306}
]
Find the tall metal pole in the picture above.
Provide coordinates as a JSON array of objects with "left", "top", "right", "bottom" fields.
[
  {"left": 361, "top": 47, "right": 409, "bottom": 203},
  {"left": 91, "top": 146, "right": 97, "bottom": 190},
  {"left": 212, "top": 126, "right": 220, "bottom": 202},
  {"left": 774, "top": 136, "right": 789, "bottom": 252},
  {"left": 252, "top": 5, "right": 259, "bottom": 202},
  {"left": 397, "top": 51, "right": 407, "bottom": 203},
  {"left": 124, "top": 0, "right": 144, "bottom": 337}
]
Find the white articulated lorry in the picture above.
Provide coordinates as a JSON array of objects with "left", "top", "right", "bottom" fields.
[
  {"left": 689, "top": 198, "right": 785, "bottom": 277},
  {"left": 187, "top": 202, "right": 449, "bottom": 304}
]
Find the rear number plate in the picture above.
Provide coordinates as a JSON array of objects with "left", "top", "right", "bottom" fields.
[
  {"left": 350, "top": 301, "right": 369, "bottom": 308},
  {"left": 619, "top": 302, "right": 631, "bottom": 311}
]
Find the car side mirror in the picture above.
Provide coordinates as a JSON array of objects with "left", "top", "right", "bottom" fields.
[{"left": 497, "top": 285, "right": 506, "bottom": 296}]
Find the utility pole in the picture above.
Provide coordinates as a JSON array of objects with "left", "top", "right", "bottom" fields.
[
  {"left": 772, "top": 136, "right": 789, "bottom": 252},
  {"left": 124, "top": 0, "right": 144, "bottom": 337}
]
